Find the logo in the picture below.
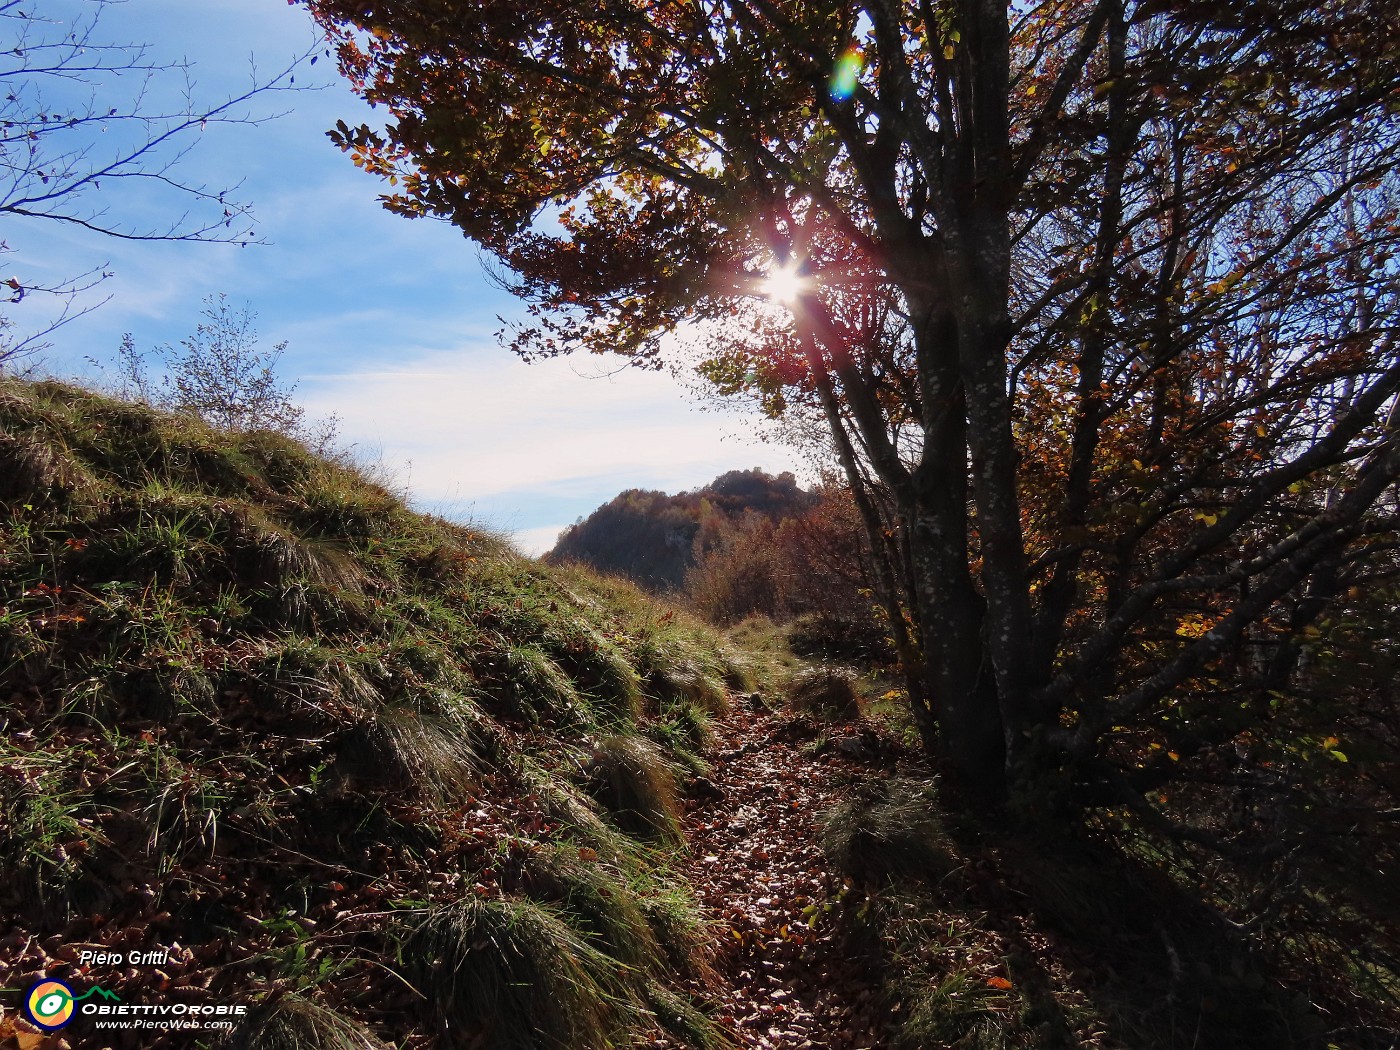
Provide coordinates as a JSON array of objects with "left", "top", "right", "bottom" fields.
[
  {"left": 25, "top": 980, "right": 76, "bottom": 1030},
  {"left": 22, "top": 980, "right": 121, "bottom": 1031}
]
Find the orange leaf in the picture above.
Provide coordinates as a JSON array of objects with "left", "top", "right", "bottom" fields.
[{"left": 987, "top": 976, "right": 1013, "bottom": 990}]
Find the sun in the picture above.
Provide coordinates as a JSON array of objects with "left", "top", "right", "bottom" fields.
[{"left": 759, "top": 262, "right": 808, "bottom": 306}]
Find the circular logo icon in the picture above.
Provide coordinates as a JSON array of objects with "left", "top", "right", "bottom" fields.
[{"left": 24, "top": 979, "right": 76, "bottom": 1030}]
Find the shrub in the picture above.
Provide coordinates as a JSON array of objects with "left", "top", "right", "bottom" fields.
[
  {"left": 788, "top": 611, "right": 894, "bottom": 663},
  {"left": 684, "top": 515, "right": 785, "bottom": 625},
  {"left": 113, "top": 295, "right": 338, "bottom": 449}
]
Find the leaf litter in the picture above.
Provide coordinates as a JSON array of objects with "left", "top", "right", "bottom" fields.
[{"left": 661, "top": 705, "right": 899, "bottom": 1050}]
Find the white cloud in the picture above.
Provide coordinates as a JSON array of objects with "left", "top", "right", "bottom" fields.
[
  {"left": 511, "top": 523, "right": 570, "bottom": 558},
  {"left": 298, "top": 345, "right": 807, "bottom": 533}
]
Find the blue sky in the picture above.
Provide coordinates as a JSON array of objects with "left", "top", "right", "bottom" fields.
[{"left": 8, "top": 0, "right": 804, "bottom": 554}]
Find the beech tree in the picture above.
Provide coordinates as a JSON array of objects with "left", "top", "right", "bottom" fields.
[{"left": 305, "top": 0, "right": 1400, "bottom": 807}]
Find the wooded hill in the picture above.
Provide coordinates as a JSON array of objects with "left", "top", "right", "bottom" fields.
[{"left": 547, "top": 469, "right": 816, "bottom": 592}]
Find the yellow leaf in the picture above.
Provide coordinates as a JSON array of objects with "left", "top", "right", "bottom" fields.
[
  {"left": 1167, "top": 751, "right": 1180, "bottom": 762},
  {"left": 944, "top": 44, "right": 955, "bottom": 60}
]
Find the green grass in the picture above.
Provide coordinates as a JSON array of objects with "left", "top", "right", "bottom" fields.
[
  {"left": 0, "top": 376, "right": 737, "bottom": 1049},
  {"left": 522, "top": 844, "right": 665, "bottom": 971},
  {"left": 223, "top": 995, "right": 391, "bottom": 1050},
  {"left": 476, "top": 643, "right": 585, "bottom": 725},
  {"left": 402, "top": 897, "right": 633, "bottom": 1050},
  {"left": 0, "top": 738, "right": 108, "bottom": 923}
]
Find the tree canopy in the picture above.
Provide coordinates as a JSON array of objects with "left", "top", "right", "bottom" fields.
[{"left": 305, "top": 0, "right": 1400, "bottom": 820}]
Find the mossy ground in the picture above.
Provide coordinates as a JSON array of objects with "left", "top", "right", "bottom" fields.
[{"left": 0, "top": 379, "right": 733, "bottom": 1048}]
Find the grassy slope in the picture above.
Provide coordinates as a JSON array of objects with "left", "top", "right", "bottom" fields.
[{"left": 0, "top": 379, "right": 749, "bottom": 1049}]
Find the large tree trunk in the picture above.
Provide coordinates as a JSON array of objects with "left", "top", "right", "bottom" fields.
[
  {"left": 905, "top": 301, "right": 1010, "bottom": 800},
  {"left": 903, "top": 498, "right": 1006, "bottom": 801}
]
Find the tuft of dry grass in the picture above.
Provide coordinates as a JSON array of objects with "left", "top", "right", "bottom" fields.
[
  {"left": 823, "top": 778, "right": 957, "bottom": 885},
  {"left": 402, "top": 897, "right": 628, "bottom": 1050},
  {"left": 584, "top": 736, "right": 684, "bottom": 846},
  {"left": 788, "top": 664, "right": 861, "bottom": 720},
  {"left": 222, "top": 994, "right": 391, "bottom": 1050}
]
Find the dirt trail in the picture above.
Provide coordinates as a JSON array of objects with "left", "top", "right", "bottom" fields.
[{"left": 677, "top": 704, "right": 897, "bottom": 1050}]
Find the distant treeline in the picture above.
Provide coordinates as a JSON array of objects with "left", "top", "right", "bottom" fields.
[{"left": 548, "top": 469, "right": 890, "bottom": 659}]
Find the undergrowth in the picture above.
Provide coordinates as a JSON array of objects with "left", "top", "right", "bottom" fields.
[{"left": 819, "top": 764, "right": 1400, "bottom": 1050}]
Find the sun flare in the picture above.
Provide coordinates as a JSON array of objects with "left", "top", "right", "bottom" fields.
[{"left": 759, "top": 263, "right": 808, "bottom": 305}]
